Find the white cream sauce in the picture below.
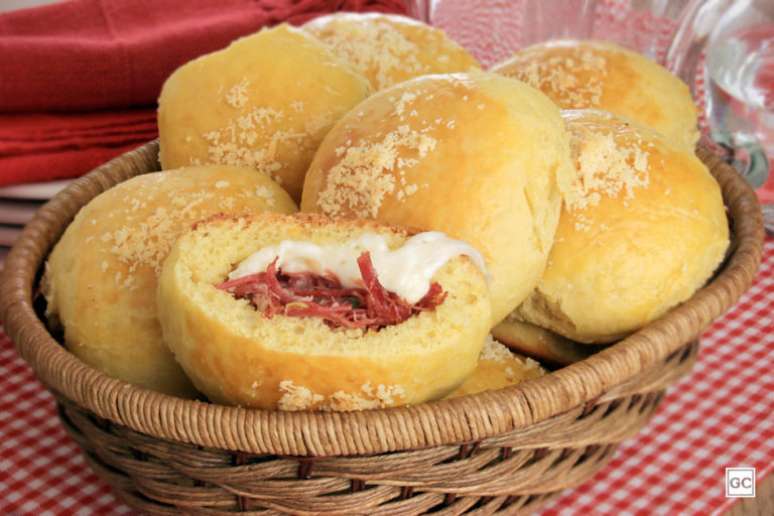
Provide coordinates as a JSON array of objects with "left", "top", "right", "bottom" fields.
[{"left": 228, "top": 231, "right": 487, "bottom": 303}]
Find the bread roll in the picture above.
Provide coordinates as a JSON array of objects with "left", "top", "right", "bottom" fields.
[
  {"left": 304, "top": 13, "right": 479, "bottom": 91},
  {"left": 42, "top": 166, "right": 296, "bottom": 397},
  {"left": 491, "top": 319, "right": 594, "bottom": 365},
  {"left": 445, "top": 336, "right": 545, "bottom": 398},
  {"left": 491, "top": 40, "right": 699, "bottom": 150},
  {"left": 301, "top": 71, "right": 574, "bottom": 323},
  {"left": 157, "top": 213, "right": 491, "bottom": 410},
  {"left": 516, "top": 110, "right": 729, "bottom": 343},
  {"left": 158, "top": 24, "right": 371, "bottom": 201}
]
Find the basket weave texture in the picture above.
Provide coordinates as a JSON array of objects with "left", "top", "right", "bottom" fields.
[{"left": 0, "top": 142, "right": 763, "bottom": 514}]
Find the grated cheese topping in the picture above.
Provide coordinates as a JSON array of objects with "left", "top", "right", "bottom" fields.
[
  {"left": 504, "top": 47, "right": 608, "bottom": 107},
  {"left": 202, "top": 106, "right": 289, "bottom": 183},
  {"left": 225, "top": 79, "right": 250, "bottom": 109},
  {"left": 325, "top": 383, "right": 406, "bottom": 411},
  {"left": 479, "top": 335, "right": 546, "bottom": 381},
  {"left": 524, "top": 357, "right": 543, "bottom": 372},
  {"left": 316, "top": 123, "right": 437, "bottom": 218},
  {"left": 562, "top": 114, "right": 651, "bottom": 215},
  {"left": 480, "top": 335, "right": 514, "bottom": 363},
  {"left": 95, "top": 175, "right": 278, "bottom": 287},
  {"left": 254, "top": 185, "right": 276, "bottom": 207},
  {"left": 277, "top": 380, "right": 324, "bottom": 411},
  {"left": 100, "top": 205, "right": 177, "bottom": 282},
  {"left": 394, "top": 91, "right": 417, "bottom": 117},
  {"left": 276, "top": 380, "right": 405, "bottom": 411},
  {"left": 308, "top": 18, "right": 430, "bottom": 90},
  {"left": 200, "top": 86, "right": 331, "bottom": 184}
]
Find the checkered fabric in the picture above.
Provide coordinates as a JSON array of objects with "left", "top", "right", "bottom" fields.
[
  {"left": 0, "top": 340, "right": 132, "bottom": 515},
  {"left": 539, "top": 237, "right": 774, "bottom": 516},
  {"left": 1, "top": 239, "right": 771, "bottom": 514}
]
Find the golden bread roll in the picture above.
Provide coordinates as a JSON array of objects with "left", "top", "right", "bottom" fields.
[
  {"left": 515, "top": 110, "right": 729, "bottom": 343},
  {"left": 301, "top": 71, "right": 574, "bottom": 323},
  {"left": 491, "top": 40, "right": 699, "bottom": 150},
  {"left": 445, "top": 336, "right": 545, "bottom": 398},
  {"left": 304, "top": 13, "right": 479, "bottom": 91},
  {"left": 491, "top": 319, "right": 594, "bottom": 365},
  {"left": 158, "top": 24, "right": 371, "bottom": 201},
  {"left": 42, "top": 166, "right": 296, "bottom": 397},
  {"left": 157, "top": 213, "right": 491, "bottom": 410}
]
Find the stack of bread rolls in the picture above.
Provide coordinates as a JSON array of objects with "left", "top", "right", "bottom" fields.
[{"left": 43, "top": 15, "right": 729, "bottom": 411}]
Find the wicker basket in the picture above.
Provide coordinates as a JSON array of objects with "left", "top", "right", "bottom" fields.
[{"left": 0, "top": 142, "right": 763, "bottom": 515}]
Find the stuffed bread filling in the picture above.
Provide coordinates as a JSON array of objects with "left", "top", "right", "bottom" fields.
[
  {"left": 217, "top": 251, "right": 446, "bottom": 330},
  {"left": 216, "top": 232, "right": 487, "bottom": 331}
]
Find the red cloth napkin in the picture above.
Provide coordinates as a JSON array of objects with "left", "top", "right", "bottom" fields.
[
  {"left": 0, "top": 0, "right": 407, "bottom": 188},
  {"left": 0, "top": 109, "right": 158, "bottom": 186}
]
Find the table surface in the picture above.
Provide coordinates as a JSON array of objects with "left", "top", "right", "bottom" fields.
[{"left": 0, "top": 237, "right": 771, "bottom": 515}]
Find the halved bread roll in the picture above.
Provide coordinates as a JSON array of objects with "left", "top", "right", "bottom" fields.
[
  {"left": 301, "top": 71, "right": 574, "bottom": 324},
  {"left": 42, "top": 166, "right": 296, "bottom": 397},
  {"left": 304, "top": 13, "right": 479, "bottom": 91},
  {"left": 445, "top": 336, "right": 545, "bottom": 398},
  {"left": 158, "top": 24, "right": 371, "bottom": 201},
  {"left": 491, "top": 40, "right": 699, "bottom": 150},
  {"left": 157, "top": 213, "right": 491, "bottom": 410},
  {"left": 515, "top": 110, "right": 729, "bottom": 343}
]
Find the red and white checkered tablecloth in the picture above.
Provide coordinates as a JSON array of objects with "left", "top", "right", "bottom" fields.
[
  {"left": 0, "top": 238, "right": 772, "bottom": 515},
  {"left": 539, "top": 236, "right": 774, "bottom": 516}
]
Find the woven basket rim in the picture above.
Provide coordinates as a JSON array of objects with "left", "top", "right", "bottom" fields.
[{"left": 0, "top": 142, "right": 764, "bottom": 456}]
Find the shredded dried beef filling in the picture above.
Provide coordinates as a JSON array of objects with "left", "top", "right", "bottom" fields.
[{"left": 216, "top": 251, "right": 447, "bottom": 331}]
